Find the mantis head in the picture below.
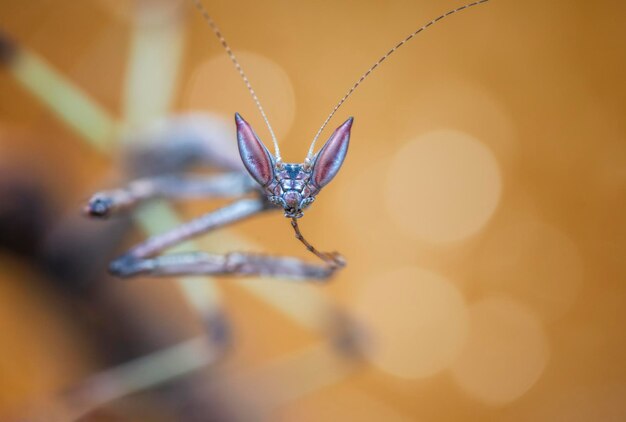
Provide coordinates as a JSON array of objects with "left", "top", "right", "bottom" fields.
[{"left": 235, "top": 113, "right": 352, "bottom": 218}]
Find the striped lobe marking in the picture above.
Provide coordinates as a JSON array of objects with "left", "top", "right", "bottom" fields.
[
  {"left": 311, "top": 117, "right": 352, "bottom": 189},
  {"left": 235, "top": 113, "right": 274, "bottom": 187}
]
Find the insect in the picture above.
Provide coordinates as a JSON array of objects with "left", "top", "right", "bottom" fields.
[{"left": 85, "top": 0, "right": 490, "bottom": 281}]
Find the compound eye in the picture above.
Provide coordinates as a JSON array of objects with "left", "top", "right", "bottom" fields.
[
  {"left": 268, "top": 195, "right": 285, "bottom": 208},
  {"left": 300, "top": 197, "right": 315, "bottom": 209}
]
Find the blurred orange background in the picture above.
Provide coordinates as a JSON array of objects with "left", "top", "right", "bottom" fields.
[{"left": 1, "top": 0, "right": 625, "bottom": 420}]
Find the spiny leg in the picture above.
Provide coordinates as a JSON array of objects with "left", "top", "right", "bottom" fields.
[
  {"left": 109, "top": 197, "right": 335, "bottom": 281},
  {"left": 86, "top": 172, "right": 255, "bottom": 218},
  {"left": 120, "top": 251, "right": 334, "bottom": 280}
]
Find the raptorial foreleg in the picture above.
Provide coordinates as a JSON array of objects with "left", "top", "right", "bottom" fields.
[
  {"left": 85, "top": 172, "right": 255, "bottom": 218},
  {"left": 111, "top": 251, "right": 334, "bottom": 280},
  {"left": 107, "top": 197, "right": 336, "bottom": 281}
]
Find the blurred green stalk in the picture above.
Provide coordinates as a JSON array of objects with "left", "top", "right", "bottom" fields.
[{"left": 10, "top": 49, "right": 116, "bottom": 153}]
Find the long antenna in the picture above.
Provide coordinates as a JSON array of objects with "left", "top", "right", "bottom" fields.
[
  {"left": 306, "top": 0, "right": 490, "bottom": 161},
  {"left": 191, "top": 0, "right": 282, "bottom": 162}
]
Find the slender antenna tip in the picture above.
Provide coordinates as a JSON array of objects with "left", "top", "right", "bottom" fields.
[{"left": 312, "top": 0, "right": 488, "bottom": 150}]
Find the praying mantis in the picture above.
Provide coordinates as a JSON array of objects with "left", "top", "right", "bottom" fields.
[
  {"left": 0, "top": 1, "right": 497, "bottom": 418},
  {"left": 85, "top": 0, "right": 491, "bottom": 281}
]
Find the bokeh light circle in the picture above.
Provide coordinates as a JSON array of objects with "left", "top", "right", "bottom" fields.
[
  {"left": 385, "top": 130, "right": 502, "bottom": 243},
  {"left": 184, "top": 51, "right": 296, "bottom": 141},
  {"left": 401, "top": 75, "right": 519, "bottom": 166},
  {"left": 451, "top": 296, "right": 550, "bottom": 405},
  {"left": 353, "top": 267, "right": 468, "bottom": 379}
]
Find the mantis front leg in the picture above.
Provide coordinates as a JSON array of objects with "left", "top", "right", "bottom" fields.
[
  {"left": 117, "top": 251, "right": 334, "bottom": 280},
  {"left": 86, "top": 172, "right": 255, "bottom": 218},
  {"left": 107, "top": 197, "right": 335, "bottom": 281}
]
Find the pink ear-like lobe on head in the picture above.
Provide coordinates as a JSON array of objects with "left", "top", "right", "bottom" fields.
[
  {"left": 311, "top": 117, "right": 353, "bottom": 189},
  {"left": 235, "top": 113, "right": 274, "bottom": 187}
]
